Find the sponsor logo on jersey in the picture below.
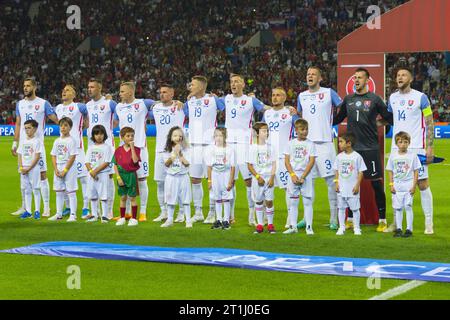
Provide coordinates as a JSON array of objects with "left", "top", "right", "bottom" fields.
[{"left": 346, "top": 76, "right": 376, "bottom": 94}]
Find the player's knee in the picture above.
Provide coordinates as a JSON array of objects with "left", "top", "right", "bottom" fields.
[
  {"left": 265, "top": 200, "right": 273, "bottom": 208},
  {"left": 40, "top": 172, "right": 47, "bottom": 180},
  {"left": 418, "top": 179, "right": 429, "bottom": 190}
]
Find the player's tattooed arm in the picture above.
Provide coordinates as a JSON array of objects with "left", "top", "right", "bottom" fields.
[{"left": 425, "top": 115, "right": 435, "bottom": 163}]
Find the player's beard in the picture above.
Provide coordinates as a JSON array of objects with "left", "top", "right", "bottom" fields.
[
  {"left": 397, "top": 82, "right": 409, "bottom": 91},
  {"left": 24, "top": 91, "right": 33, "bottom": 98}
]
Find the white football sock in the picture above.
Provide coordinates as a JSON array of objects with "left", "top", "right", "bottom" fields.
[
  {"left": 209, "top": 190, "right": 215, "bottom": 215},
  {"left": 56, "top": 191, "right": 65, "bottom": 216},
  {"left": 68, "top": 192, "right": 77, "bottom": 216},
  {"left": 223, "top": 200, "right": 231, "bottom": 222},
  {"left": 325, "top": 176, "right": 338, "bottom": 224},
  {"left": 40, "top": 178, "right": 50, "bottom": 212},
  {"left": 156, "top": 181, "right": 166, "bottom": 213},
  {"left": 21, "top": 188, "right": 25, "bottom": 209},
  {"left": 255, "top": 204, "right": 264, "bottom": 225},
  {"left": 352, "top": 209, "right": 361, "bottom": 231},
  {"left": 33, "top": 188, "right": 41, "bottom": 213},
  {"left": 178, "top": 196, "right": 184, "bottom": 214},
  {"left": 338, "top": 208, "right": 346, "bottom": 229},
  {"left": 166, "top": 205, "right": 175, "bottom": 222},
  {"left": 107, "top": 177, "right": 115, "bottom": 216},
  {"left": 395, "top": 209, "right": 403, "bottom": 230},
  {"left": 246, "top": 186, "right": 254, "bottom": 209},
  {"left": 65, "top": 194, "right": 70, "bottom": 210},
  {"left": 91, "top": 199, "right": 99, "bottom": 218},
  {"left": 285, "top": 191, "right": 291, "bottom": 225},
  {"left": 215, "top": 201, "right": 223, "bottom": 222},
  {"left": 183, "top": 204, "right": 191, "bottom": 223},
  {"left": 101, "top": 200, "right": 108, "bottom": 218},
  {"left": 303, "top": 196, "right": 314, "bottom": 229},
  {"left": 192, "top": 183, "right": 203, "bottom": 211},
  {"left": 420, "top": 187, "right": 433, "bottom": 224},
  {"left": 79, "top": 176, "right": 89, "bottom": 209},
  {"left": 24, "top": 188, "right": 32, "bottom": 213},
  {"left": 138, "top": 179, "right": 148, "bottom": 214},
  {"left": 405, "top": 206, "right": 413, "bottom": 231},
  {"left": 289, "top": 197, "right": 299, "bottom": 227},
  {"left": 266, "top": 206, "right": 274, "bottom": 225},
  {"left": 230, "top": 187, "right": 236, "bottom": 219}
]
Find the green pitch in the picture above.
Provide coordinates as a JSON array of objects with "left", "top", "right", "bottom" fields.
[{"left": 0, "top": 136, "right": 449, "bottom": 300}]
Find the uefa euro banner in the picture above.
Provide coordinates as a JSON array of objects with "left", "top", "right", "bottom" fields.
[{"left": 337, "top": 53, "right": 386, "bottom": 225}]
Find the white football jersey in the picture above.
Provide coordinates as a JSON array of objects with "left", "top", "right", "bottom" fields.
[
  {"left": 333, "top": 151, "right": 367, "bottom": 197},
  {"left": 55, "top": 102, "right": 88, "bottom": 149},
  {"left": 50, "top": 136, "right": 78, "bottom": 165},
  {"left": 247, "top": 144, "right": 276, "bottom": 176},
  {"left": 184, "top": 95, "right": 224, "bottom": 145},
  {"left": 297, "top": 87, "right": 342, "bottom": 143},
  {"left": 86, "top": 143, "right": 114, "bottom": 174},
  {"left": 263, "top": 107, "right": 296, "bottom": 159},
  {"left": 18, "top": 136, "right": 44, "bottom": 167},
  {"left": 204, "top": 144, "right": 236, "bottom": 173},
  {"left": 16, "top": 97, "right": 55, "bottom": 143},
  {"left": 114, "top": 99, "right": 154, "bottom": 148},
  {"left": 223, "top": 94, "right": 264, "bottom": 144},
  {"left": 151, "top": 102, "right": 186, "bottom": 152},
  {"left": 285, "top": 138, "right": 317, "bottom": 173},
  {"left": 386, "top": 149, "right": 422, "bottom": 192},
  {"left": 86, "top": 97, "right": 117, "bottom": 147},
  {"left": 388, "top": 89, "right": 431, "bottom": 149}
]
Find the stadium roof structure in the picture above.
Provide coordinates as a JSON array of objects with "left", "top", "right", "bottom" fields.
[{"left": 338, "top": 0, "right": 450, "bottom": 54}]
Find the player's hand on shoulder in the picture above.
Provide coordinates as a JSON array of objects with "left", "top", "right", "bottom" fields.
[{"left": 288, "top": 106, "right": 298, "bottom": 116}]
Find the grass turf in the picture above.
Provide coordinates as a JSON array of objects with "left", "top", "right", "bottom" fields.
[{"left": 0, "top": 136, "right": 449, "bottom": 299}]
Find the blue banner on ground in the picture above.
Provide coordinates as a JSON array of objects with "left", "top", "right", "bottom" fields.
[{"left": 2, "top": 241, "right": 450, "bottom": 283}]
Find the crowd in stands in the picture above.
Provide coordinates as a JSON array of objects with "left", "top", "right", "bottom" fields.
[{"left": 0, "top": 0, "right": 448, "bottom": 124}]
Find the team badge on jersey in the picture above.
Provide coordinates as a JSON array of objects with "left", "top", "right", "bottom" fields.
[
  {"left": 346, "top": 76, "right": 376, "bottom": 94},
  {"left": 318, "top": 93, "right": 324, "bottom": 100},
  {"left": 100, "top": 105, "right": 105, "bottom": 111},
  {"left": 34, "top": 105, "right": 40, "bottom": 111},
  {"left": 170, "top": 106, "right": 176, "bottom": 114},
  {"left": 241, "top": 100, "right": 247, "bottom": 106},
  {"left": 134, "top": 104, "right": 139, "bottom": 110},
  {"left": 69, "top": 105, "right": 74, "bottom": 112},
  {"left": 281, "top": 113, "right": 288, "bottom": 120},
  {"left": 204, "top": 99, "right": 209, "bottom": 106},
  {"left": 408, "top": 100, "right": 414, "bottom": 106}
]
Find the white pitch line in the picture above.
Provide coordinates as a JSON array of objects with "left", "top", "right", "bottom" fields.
[{"left": 369, "top": 280, "right": 426, "bottom": 300}]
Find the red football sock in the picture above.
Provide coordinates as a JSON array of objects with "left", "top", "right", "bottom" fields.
[
  {"left": 132, "top": 206, "right": 138, "bottom": 219},
  {"left": 120, "top": 207, "right": 126, "bottom": 218}
]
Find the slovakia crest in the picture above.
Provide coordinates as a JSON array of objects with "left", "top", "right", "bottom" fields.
[
  {"left": 346, "top": 76, "right": 376, "bottom": 94},
  {"left": 281, "top": 113, "right": 288, "bottom": 120},
  {"left": 318, "top": 93, "right": 324, "bottom": 100},
  {"left": 241, "top": 100, "right": 247, "bottom": 106},
  {"left": 69, "top": 105, "right": 74, "bottom": 112},
  {"left": 204, "top": 99, "right": 209, "bottom": 106},
  {"left": 134, "top": 103, "right": 140, "bottom": 110},
  {"left": 408, "top": 100, "right": 414, "bottom": 106},
  {"left": 170, "top": 106, "right": 176, "bottom": 113},
  {"left": 34, "top": 105, "right": 40, "bottom": 111},
  {"left": 100, "top": 105, "right": 105, "bottom": 111}
]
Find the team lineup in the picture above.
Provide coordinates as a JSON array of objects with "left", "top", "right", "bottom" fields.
[{"left": 11, "top": 66, "right": 436, "bottom": 237}]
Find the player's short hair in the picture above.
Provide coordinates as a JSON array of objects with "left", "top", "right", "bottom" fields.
[
  {"left": 160, "top": 83, "right": 174, "bottom": 89},
  {"left": 294, "top": 118, "right": 308, "bottom": 129},
  {"left": 164, "top": 126, "right": 188, "bottom": 152},
  {"left": 91, "top": 124, "right": 108, "bottom": 143},
  {"left": 396, "top": 66, "right": 414, "bottom": 77},
  {"left": 272, "top": 87, "right": 286, "bottom": 95},
  {"left": 230, "top": 73, "right": 245, "bottom": 81},
  {"left": 65, "top": 84, "right": 77, "bottom": 96},
  {"left": 192, "top": 75, "right": 208, "bottom": 86},
  {"left": 89, "top": 78, "right": 102, "bottom": 87},
  {"left": 59, "top": 117, "right": 73, "bottom": 128},
  {"left": 120, "top": 81, "right": 136, "bottom": 91},
  {"left": 253, "top": 122, "right": 269, "bottom": 136},
  {"left": 214, "top": 127, "right": 227, "bottom": 140},
  {"left": 120, "top": 126, "right": 135, "bottom": 137},
  {"left": 308, "top": 66, "right": 322, "bottom": 76},
  {"left": 355, "top": 68, "right": 370, "bottom": 79},
  {"left": 340, "top": 132, "right": 356, "bottom": 146},
  {"left": 394, "top": 131, "right": 411, "bottom": 143},
  {"left": 24, "top": 119, "right": 38, "bottom": 128},
  {"left": 24, "top": 78, "right": 37, "bottom": 86}
]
